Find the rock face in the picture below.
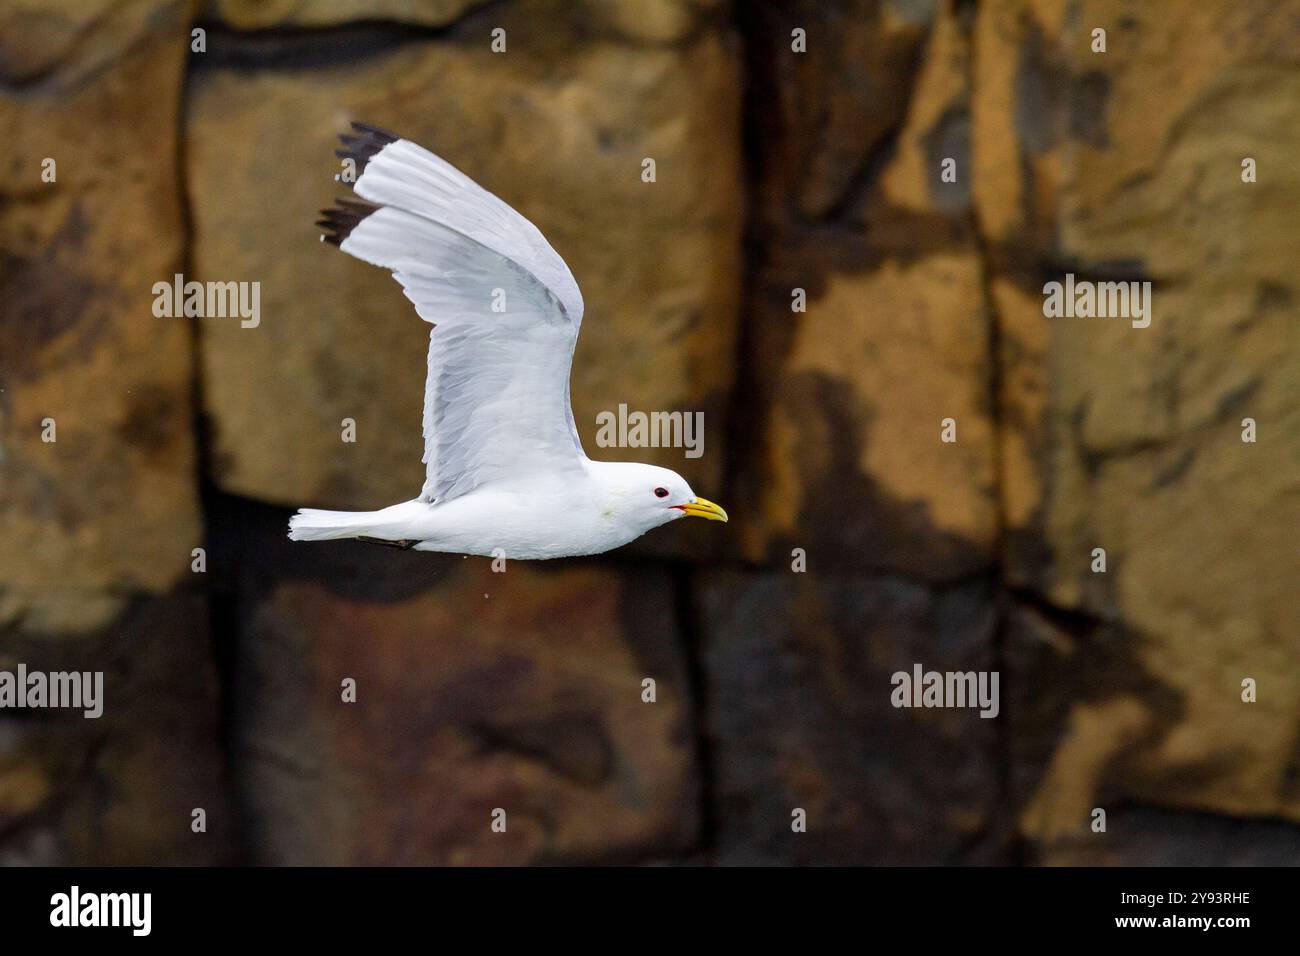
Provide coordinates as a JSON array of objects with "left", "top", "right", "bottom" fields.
[
  {"left": 205, "top": 0, "right": 491, "bottom": 30},
  {"left": 215, "top": 506, "right": 698, "bottom": 865},
  {"left": 699, "top": 570, "right": 1000, "bottom": 864},
  {"left": 1035, "top": 807, "right": 1300, "bottom": 866},
  {"left": 0, "top": 596, "right": 230, "bottom": 866},
  {"left": 739, "top": 254, "right": 998, "bottom": 581},
  {"left": 2, "top": 0, "right": 1297, "bottom": 868},
  {"left": 735, "top": 0, "right": 997, "bottom": 582},
  {"left": 0, "top": 0, "right": 228, "bottom": 865},
  {"left": 205, "top": 0, "right": 724, "bottom": 43},
  {"left": 0, "top": 0, "right": 201, "bottom": 633},
  {"left": 188, "top": 17, "right": 743, "bottom": 548},
  {"left": 712, "top": 2, "right": 1003, "bottom": 862},
  {"left": 971, "top": 0, "right": 1300, "bottom": 854}
]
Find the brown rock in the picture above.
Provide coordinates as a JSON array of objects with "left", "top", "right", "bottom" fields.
[
  {"left": 1060, "top": 1, "right": 1300, "bottom": 283},
  {"left": 737, "top": 1, "right": 995, "bottom": 580},
  {"left": 0, "top": 0, "right": 179, "bottom": 85},
  {"left": 974, "top": 0, "right": 1300, "bottom": 273},
  {"left": 977, "top": 2, "right": 1300, "bottom": 827},
  {"left": 0, "top": 0, "right": 201, "bottom": 632},
  {"left": 0, "top": 595, "right": 230, "bottom": 865},
  {"left": 699, "top": 569, "right": 1001, "bottom": 864},
  {"left": 987, "top": 275, "right": 1049, "bottom": 551},
  {"left": 744, "top": 0, "right": 934, "bottom": 222},
  {"left": 738, "top": 254, "right": 999, "bottom": 580},
  {"left": 970, "top": 0, "right": 1070, "bottom": 265},
  {"left": 229, "top": 535, "right": 698, "bottom": 864},
  {"left": 188, "top": 22, "right": 743, "bottom": 554},
  {"left": 1010, "top": 589, "right": 1300, "bottom": 855},
  {"left": 581, "top": 0, "right": 726, "bottom": 44},
  {"left": 205, "top": 0, "right": 490, "bottom": 30},
  {"left": 1037, "top": 807, "right": 1300, "bottom": 866},
  {"left": 205, "top": 0, "right": 722, "bottom": 44},
  {"left": 878, "top": 2, "right": 974, "bottom": 217}
]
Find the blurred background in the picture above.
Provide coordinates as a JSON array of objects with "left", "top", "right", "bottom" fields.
[{"left": 1, "top": 0, "right": 1297, "bottom": 865}]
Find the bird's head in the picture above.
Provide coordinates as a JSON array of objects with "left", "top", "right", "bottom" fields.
[{"left": 588, "top": 461, "right": 728, "bottom": 535}]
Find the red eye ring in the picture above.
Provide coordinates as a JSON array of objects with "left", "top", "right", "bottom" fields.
[{"left": 654, "top": 487, "right": 669, "bottom": 498}]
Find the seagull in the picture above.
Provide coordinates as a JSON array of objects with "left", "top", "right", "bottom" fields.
[{"left": 288, "top": 123, "right": 728, "bottom": 559}]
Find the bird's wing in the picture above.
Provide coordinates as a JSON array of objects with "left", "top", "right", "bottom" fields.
[{"left": 318, "top": 123, "right": 587, "bottom": 503}]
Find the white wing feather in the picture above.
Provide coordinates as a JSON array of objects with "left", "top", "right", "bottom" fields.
[{"left": 321, "top": 124, "right": 587, "bottom": 503}]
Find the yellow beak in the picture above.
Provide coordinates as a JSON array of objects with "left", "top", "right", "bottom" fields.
[{"left": 673, "top": 496, "right": 728, "bottom": 522}]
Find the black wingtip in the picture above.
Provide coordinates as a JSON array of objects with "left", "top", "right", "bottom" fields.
[
  {"left": 317, "top": 196, "right": 381, "bottom": 247},
  {"left": 350, "top": 120, "right": 400, "bottom": 140},
  {"left": 320, "top": 122, "right": 398, "bottom": 245},
  {"left": 335, "top": 121, "right": 400, "bottom": 179}
]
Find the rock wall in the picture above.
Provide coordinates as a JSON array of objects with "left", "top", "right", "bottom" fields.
[{"left": 0, "top": 0, "right": 1296, "bottom": 865}]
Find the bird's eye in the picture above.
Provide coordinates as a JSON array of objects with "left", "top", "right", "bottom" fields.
[{"left": 654, "top": 487, "right": 669, "bottom": 498}]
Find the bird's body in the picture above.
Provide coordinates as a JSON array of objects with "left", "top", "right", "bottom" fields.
[
  {"left": 292, "top": 461, "right": 695, "bottom": 559},
  {"left": 288, "top": 124, "right": 726, "bottom": 558}
]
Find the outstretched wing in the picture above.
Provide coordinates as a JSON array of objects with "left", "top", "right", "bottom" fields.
[{"left": 318, "top": 123, "right": 588, "bottom": 503}]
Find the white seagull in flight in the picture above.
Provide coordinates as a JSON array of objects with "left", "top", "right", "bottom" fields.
[{"left": 288, "top": 123, "right": 728, "bottom": 559}]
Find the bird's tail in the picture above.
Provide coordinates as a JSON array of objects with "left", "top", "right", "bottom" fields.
[
  {"left": 288, "top": 500, "right": 428, "bottom": 543},
  {"left": 288, "top": 507, "right": 389, "bottom": 542}
]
